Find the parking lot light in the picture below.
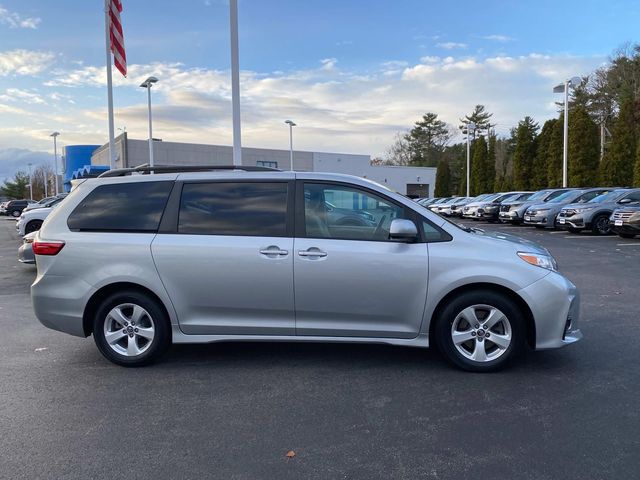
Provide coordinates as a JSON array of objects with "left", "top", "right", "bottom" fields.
[
  {"left": 285, "top": 120, "right": 296, "bottom": 170},
  {"left": 553, "top": 76, "right": 581, "bottom": 188},
  {"left": 50, "top": 132, "right": 60, "bottom": 195},
  {"left": 140, "top": 76, "right": 159, "bottom": 169}
]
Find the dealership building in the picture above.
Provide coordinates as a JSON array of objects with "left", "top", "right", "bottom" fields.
[{"left": 64, "top": 134, "right": 436, "bottom": 197}]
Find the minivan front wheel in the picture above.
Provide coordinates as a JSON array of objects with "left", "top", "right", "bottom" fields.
[
  {"left": 435, "top": 290, "right": 525, "bottom": 372},
  {"left": 93, "top": 290, "right": 170, "bottom": 367}
]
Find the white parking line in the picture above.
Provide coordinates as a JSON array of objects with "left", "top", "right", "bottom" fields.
[
  {"left": 616, "top": 243, "right": 640, "bottom": 247},
  {"left": 549, "top": 231, "right": 565, "bottom": 234},
  {"left": 562, "top": 236, "right": 613, "bottom": 239}
]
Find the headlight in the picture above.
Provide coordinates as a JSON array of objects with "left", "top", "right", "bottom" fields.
[{"left": 517, "top": 252, "right": 558, "bottom": 271}]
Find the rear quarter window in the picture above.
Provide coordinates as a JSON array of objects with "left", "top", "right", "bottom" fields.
[{"left": 67, "top": 181, "right": 173, "bottom": 232}]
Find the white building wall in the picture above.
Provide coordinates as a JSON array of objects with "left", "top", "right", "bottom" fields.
[
  {"left": 312, "top": 152, "right": 436, "bottom": 197},
  {"left": 90, "top": 137, "right": 436, "bottom": 196}
]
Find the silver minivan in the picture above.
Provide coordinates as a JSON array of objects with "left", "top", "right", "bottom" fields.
[{"left": 31, "top": 166, "right": 581, "bottom": 372}]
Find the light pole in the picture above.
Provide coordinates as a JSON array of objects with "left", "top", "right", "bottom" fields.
[
  {"left": 465, "top": 122, "right": 476, "bottom": 197},
  {"left": 229, "top": 0, "right": 242, "bottom": 166},
  {"left": 284, "top": 120, "right": 296, "bottom": 170},
  {"left": 27, "top": 163, "right": 33, "bottom": 200},
  {"left": 553, "top": 76, "right": 581, "bottom": 187},
  {"left": 50, "top": 132, "right": 60, "bottom": 195},
  {"left": 140, "top": 76, "right": 158, "bottom": 168}
]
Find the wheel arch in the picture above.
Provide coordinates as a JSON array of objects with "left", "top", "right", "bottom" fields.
[
  {"left": 82, "top": 282, "right": 171, "bottom": 337},
  {"left": 428, "top": 282, "right": 536, "bottom": 349}
]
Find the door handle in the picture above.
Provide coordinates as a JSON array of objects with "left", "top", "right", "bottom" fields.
[
  {"left": 259, "top": 247, "right": 289, "bottom": 256},
  {"left": 298, "top": 249, "right": 327, "bottom": 258}
]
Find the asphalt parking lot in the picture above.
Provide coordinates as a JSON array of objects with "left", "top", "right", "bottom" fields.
[{"left": 1, "top": 217, "right": 639, "bottom": 480}]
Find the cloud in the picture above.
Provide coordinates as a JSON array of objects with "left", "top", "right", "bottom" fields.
[
  {"left": 482, "top": 34, "right": 514, "bottom": 42},
  {"left": 0, "top": 88, "right": 45, "bottom": 104},
  {"left": 436, "top": 42, "right": 468, "bottom": 50},
  {"left": 0, "top": 52, "right": 606, "bottom": 175},
  {"left": 0, "top": 5, "right": 41, "bottom": 29},
  {"left": 0, "top": 49, "right": 55, "bottom": 76},
  {"left": 0, "top": 148, "right": 51, "bottom": 182}
]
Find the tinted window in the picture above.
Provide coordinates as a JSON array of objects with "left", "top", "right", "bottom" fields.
[
  {"left": 68, "top": 181, "right": 172, "bottom": 232},
  {"left": 304, "top": 183, "right": 405, "bottom": 242},
  {"left": 623, "top": 191, "right": 640, "bottom": 202},
  {"left": 178, "top": 182, "right": 288, "bottom": 236}
]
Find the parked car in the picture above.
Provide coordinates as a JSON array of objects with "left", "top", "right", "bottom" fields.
[
  {"left": 499, "top": 188, "right": 573, "bottom": 224},
  {"left": 523, "top": 188, "right": 614, "bottom": 229},
  {"left": 475, "top": 192, "right": 532, "bottom": 222},
  {"left": 439, "top": 197, "right": 473, "bottom": 217},
  {"left": 16, "top": 200, "right": 64, "bottom": 236},
  {"left": 610, "top": 203, "right": 640, "bottom": 239},
  {"left": 461, "top": 193, "right": 496, "bottom": 219},
  {"left": 17, "top": 230, "right": 37, "bottom": 264},
  {"left": 427, "top": 197, "right": 453, "bottom": 211},
  {"left": 23, "top": 194, "right": 68, "bottom": 213},
  {"left": 429, "top": 197, "right": 458, "bottom": 214},
  {"left": 558, "top": 188, "right": 640, "bottom": 235},
  {"left": 1, "top": 199, "right": 36, "bottom": 217},
  {"left": 31, "top": 166, "right": 581, "bottom": 372}
]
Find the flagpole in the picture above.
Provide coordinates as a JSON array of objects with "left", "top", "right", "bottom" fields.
[
  {"left": 104, "top": 0, "right": 116, "bottom": 170},
  {"left": 229, "top": 0, "right": 242, "bottom": 166}
]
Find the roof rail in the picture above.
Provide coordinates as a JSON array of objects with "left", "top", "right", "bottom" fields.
[{"left": 98, "top": 164, "right": 280, "bottom": 178}]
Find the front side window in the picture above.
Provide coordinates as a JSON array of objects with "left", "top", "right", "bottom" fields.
[
  {"left": 303, "top": 183, "right": 405, "bottom": 241},
  {"left": 178, "top": 182, "right": 288, "bottom": 236},
  {"left": 68, "top": 181, "right": 173, "bottom": 232}
]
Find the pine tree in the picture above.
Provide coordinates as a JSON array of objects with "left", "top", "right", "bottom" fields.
[
  {"left": 547, "top": 115, "right": 564, "bottom": 187},
  {"left": 512, "top": 117, "right": 539, "bottom": 190},
  {"left": 601, "top": 96, "right": 636, "bottom": 186},
  {"left": 533, "top": 119, "right": 556, "bottom": 189},
  {"left": 470, "top": 136, "right": 488, "bottom": 195},
  {"left": 406, "top": 113, "right": 452, "bottom": 167},
  {"left": 486, "top": 133, "right": 497, "bottom": 192},
  {"left": 568, "top": 106, "right": 600, "bottom": 187},
  {"left": 434, "top": 159, "right": 452, "bottom": 196},
  {"left": 634, "top": 142, "right": 640, "bottom": 187}
]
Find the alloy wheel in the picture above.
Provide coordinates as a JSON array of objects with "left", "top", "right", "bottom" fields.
[
  {"left": 595, "top": 216, "right": 610, "bottom": 235},
  {"left": 451, "top": 304, "right": 512, "bottom": 363},
  {"left": 103, "top": 303, "right": 155, "bottom": 357}
]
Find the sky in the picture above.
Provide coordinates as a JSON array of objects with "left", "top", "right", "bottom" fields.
[{"left": 1, "top": 0, "right": 639, "bottom": 180}]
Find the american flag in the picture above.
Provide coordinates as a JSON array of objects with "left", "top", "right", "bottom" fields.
[{"left": 108, "top": 0, "right": 127, "bottom": 77}]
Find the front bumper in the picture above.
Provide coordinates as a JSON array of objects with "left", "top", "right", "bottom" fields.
[
  {"left": 556, "top": 215, "right": 585, "bottom": 229},
  {"left": 523, "top": 212, "right": 555, "bottom": 227},
  {"left": 610, "top": 222, "right": 640, "bottom": 235},
  {"left": 517, "top": 272, "right": 582, "bottom": 349},
  {"left": 499, "top": 210, "right": 522, "bottom": 223}
]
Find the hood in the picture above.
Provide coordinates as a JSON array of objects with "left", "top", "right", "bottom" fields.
[{"left": 465, "top": 227, "right": 550, "bottom": 255}]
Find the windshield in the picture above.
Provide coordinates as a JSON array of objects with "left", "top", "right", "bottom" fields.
[
  {"left": 495, "top": 193, "right": 519, "bottom": 203},
  {"left": 528, "top": 189, "right": 551, "bottom": 201},
  {"left": 589, "top": 190, "right": 626, "bottom": 203},
  {"left": 548, "top": 190, "right": 582, "bottom": 203}
]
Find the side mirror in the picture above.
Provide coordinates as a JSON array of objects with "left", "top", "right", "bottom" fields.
[
  {"left": 619, "top": 198, "right": 632, "bottom": 204},
  {"left": 389, "top": 219, "right": 418, "bottom": 241}
]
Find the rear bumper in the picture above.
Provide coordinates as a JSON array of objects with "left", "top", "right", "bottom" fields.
[
  {"left": 31, "top": 274, "right": 95, "bottom": 337},
  {"left": 517, "top": 272, "right": 582, "bottom": 350}
]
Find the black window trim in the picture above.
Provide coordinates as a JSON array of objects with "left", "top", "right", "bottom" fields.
[
  {"left": 161, "top": 179, "right": 295, "bottom": 237},
  {"left": 295, "top": 179, "right": 451, "bottom": 243}
]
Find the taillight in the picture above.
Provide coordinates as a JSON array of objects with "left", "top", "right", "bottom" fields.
[{"left": 32, "top": 240, "right": 65, "bottom": 256}]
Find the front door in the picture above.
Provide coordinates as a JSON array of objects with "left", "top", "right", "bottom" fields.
[
  {"left": 294, "top": 181, "right": 429, "bottom": 338},
  {"left": 152, "top": 180, "right": 295, "bottom": 335}
]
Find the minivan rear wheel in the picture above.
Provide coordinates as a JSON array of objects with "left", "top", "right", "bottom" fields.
[
  {"left": 434, "top": 290, "right": 525, "bottom": 372},
  {"left": 93, "top": 290, "right": 171, "bottom": 367}
]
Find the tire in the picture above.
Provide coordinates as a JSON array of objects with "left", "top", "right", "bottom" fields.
[
  {"left": 11, "top": 209, "right": 21, "bottom": 217},
  {"left": 434, "top": 290, "right": 525, "bottom": 372},
  {"left": 24, "top": 220, "right": 43, "bottom": 234},
  {"left": 92, "top": 289, "right": 171, "bottom": 367},
  {"left": 618, "top": 233, "right": 636, "bottom": 239},
  {"left": 591, "top": 214, "right": 611, "bottom": 235}
]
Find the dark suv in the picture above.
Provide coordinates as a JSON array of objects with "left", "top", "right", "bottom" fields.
[{"left": 1, "top": 199, "right": 34, "bottom": 217}]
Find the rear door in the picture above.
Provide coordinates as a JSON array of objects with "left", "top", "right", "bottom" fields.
[
  {"left": 293, "top": 180, "right": 429, "bottom": 338},
  {"left": 151, "top": 179, "right": 296, "bottom": 335}
]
